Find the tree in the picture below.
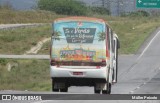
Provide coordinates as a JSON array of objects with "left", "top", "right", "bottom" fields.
[{"left": 38, "top": 0, "right": 87, "bottom": 16}]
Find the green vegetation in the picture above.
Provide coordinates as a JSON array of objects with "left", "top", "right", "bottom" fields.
[
  {"left": 0, "top": 59, "right": 51, "bottom": 91},
  {"left": 122, "top": 10, "right": 150, "bottom": 17},
  {"left": 0, "top": 25, "right": 51, "bottom": 54},
  {"left": 37, "top": 0, "right": 110, "bottom": 16},
  {"left": 0, "top": 14, "right": 160, "bottom": 54},
  {"left": 38, "top": 0, "right": 87, "bottom": 16},
  {"left": 0, "top": 9, "right": 65, "bottom": 24},
  {"left": 0, "top": 58, "right": 8, "bottom": 65},
  {"left": 109, "top": 17, "right": 160, "bottom": 54}
]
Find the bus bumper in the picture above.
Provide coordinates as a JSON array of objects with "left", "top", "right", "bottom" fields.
[{"left": 50, "top": 66, "right": 108, "bottom": 79}]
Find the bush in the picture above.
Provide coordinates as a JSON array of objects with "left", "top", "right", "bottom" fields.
[
  {"left": 38, "top": 0, "right": 87, "bottom": 16},
  {"left": 127, "top": 10, "right": 150, "bottom": 17},
  {"left": 0, "top": 59, "right": 7, "bottom": 65}
]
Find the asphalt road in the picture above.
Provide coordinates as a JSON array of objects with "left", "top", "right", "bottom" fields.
[{"left": 0, "top": 25, "right": 160, "bottom": 102}]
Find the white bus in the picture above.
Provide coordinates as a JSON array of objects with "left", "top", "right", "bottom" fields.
[{"left": 50, "top": 17, "right": 120, "bottom": 94}]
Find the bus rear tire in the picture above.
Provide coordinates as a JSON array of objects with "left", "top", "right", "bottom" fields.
[
  {"left": 52, "top": 79, "right": 59, "bottom": 92},
  {"left": 94, "top": 84, "right": 101, "bottom": 94},
  {"left": 60, "top": 88, "right": 68, "bottom": 92},
  {"left": 60, "top": 83, "right": 68, "bottom": 92},
  {"left": 94, "top": 89, "right": 101, "bottom": 94},
  {"left": 102, "top": 83, "right": 111, "bottom": 94}
]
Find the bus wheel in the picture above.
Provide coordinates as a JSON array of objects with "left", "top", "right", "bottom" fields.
[
  {"left": 94, "top": 89, "right": 101, "bottom": 94},
  {"left": 60, "top": 83, "right": 68, "bottom": 92},
  {"left": 102, "top": 83, "right": 111, "bottom": 94},
  {"left": 107, "top": 83, "right": 111, "bottom": 94},
  {"left": 60, "top": 88, "right": 68, "bottom": 92},
  {"left": 94, "top": 84, "right": 101, "bottom": 94},
  {"left": 52, "top": 79, "right": 59, "bottom": 92}
]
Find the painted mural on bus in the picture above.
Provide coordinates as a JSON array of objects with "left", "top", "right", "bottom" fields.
[{"left": 51, "top": 20, "right": 106, "bottom": 62}]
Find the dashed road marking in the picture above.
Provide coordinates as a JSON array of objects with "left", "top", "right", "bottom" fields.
[{"left": 137, "top": 30, "right": 160, "bottom": 61}]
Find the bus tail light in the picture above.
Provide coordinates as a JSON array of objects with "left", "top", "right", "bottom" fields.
[
  {"left": 101, "top": 59, "right": 106, "bottom": 67},
  {"left": 51, "top": 59, "right": 61, "bottom": 67},
  {"left": 106, "top": 50, "right": 110, "bottom": 58},
  {"left": 50, "top": 59, "right": 56, "bottom": 66}
]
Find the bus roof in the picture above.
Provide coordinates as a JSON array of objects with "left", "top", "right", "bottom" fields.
[{"left": 54, "top": 16, "right": 106, "bottom": 24}]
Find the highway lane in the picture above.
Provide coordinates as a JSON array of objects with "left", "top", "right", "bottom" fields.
[
  {"left": 134, "top": 71, "right": 160, "bottom": 94},
  {"left": 112, "top": 28, "right": 160, "bottom": 94}
]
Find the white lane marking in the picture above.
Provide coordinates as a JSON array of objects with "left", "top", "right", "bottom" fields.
[
  {"left": 129, "top": 91, "right": 134, "bottom": 94},
  {"left": 137, "top": 30, "right": 160, "bottom": 61},
  {"left": 130, "top": 82, "right": 147, "bottom": 94},
  {"left": 129, "top": 87, "right": 140, "bottom": 94},
  {"left": 119, "top": 30, "right": 160, "bottom": 80},
  {"left": 136, "top": 87, "right": 140, "bottom": 89}
]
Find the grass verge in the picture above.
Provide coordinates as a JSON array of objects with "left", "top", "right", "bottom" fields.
[
  {"left": 0, "top": 16, "right": 160, "bottom": 55},
  {"left": 0, "top": 59, "right": 51, "bottom": 91},
  {"left": 109, "top": 17, "right": 160, "bottom": 54},
  {"left": 0, "top": 9, "right": 160, "bottom": 54},
  {"left": 0, "top": 24, "right": 51, "bottom": 54},
  {"left": 0, "top": 9, "right": 65, "bottom": 24}
]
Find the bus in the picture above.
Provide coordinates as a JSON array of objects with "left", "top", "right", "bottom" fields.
[{"left": 50, "top": 17, "right": 120, "bottom": 94}]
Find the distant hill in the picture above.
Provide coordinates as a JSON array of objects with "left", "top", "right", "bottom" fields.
[{"left": 0, "top": 0, "right": 36, "bottom": 10}]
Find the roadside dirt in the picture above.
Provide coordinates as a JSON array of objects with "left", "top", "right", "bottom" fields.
[{"left": 24, "top": 38, "right": 50, "bottom": 54}]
